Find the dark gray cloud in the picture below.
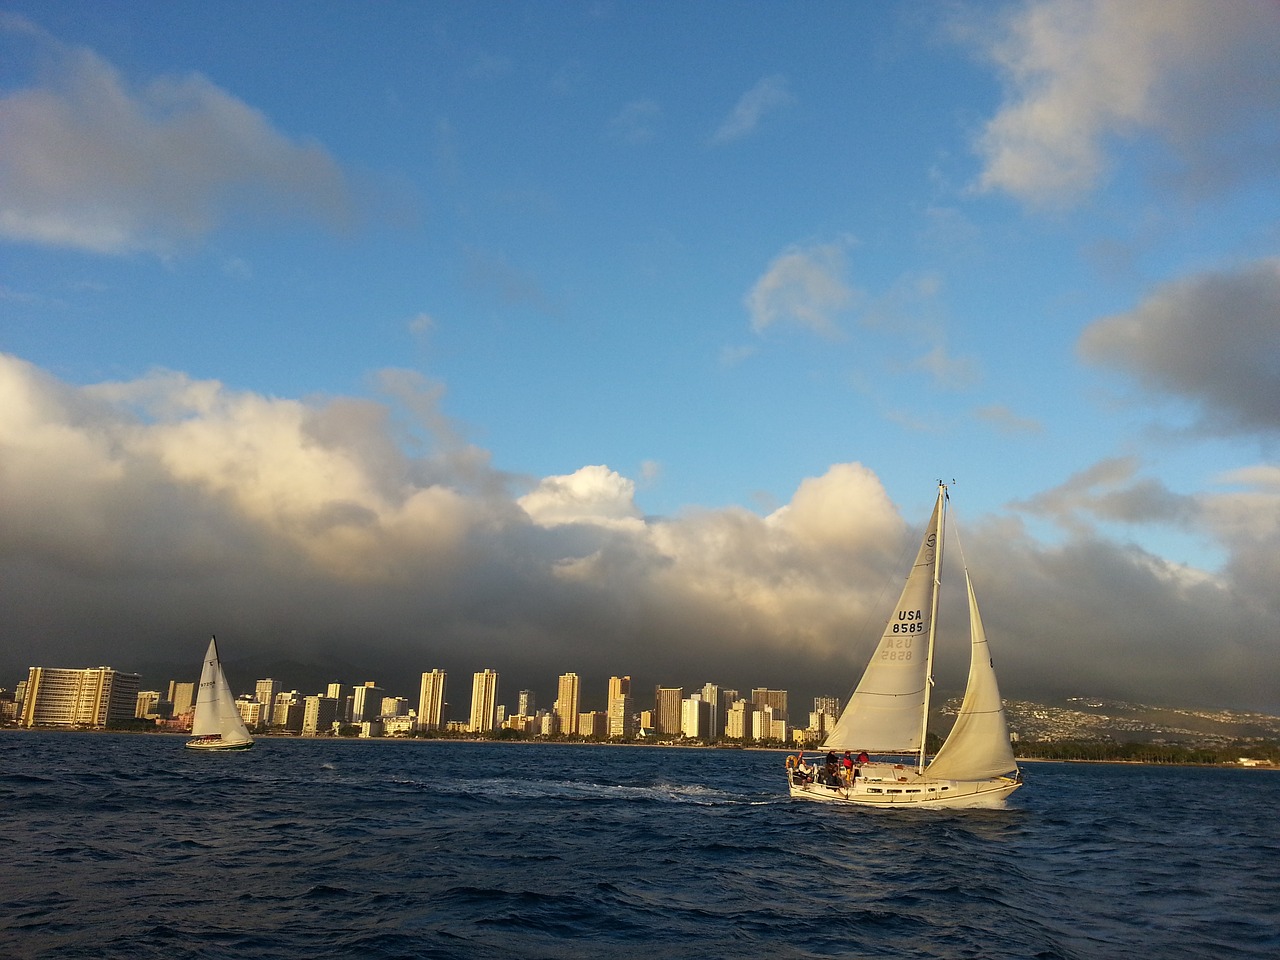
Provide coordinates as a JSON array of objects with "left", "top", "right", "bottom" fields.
[{"left": 1078, "top": 258, "right": 1280, "bottom": 433}]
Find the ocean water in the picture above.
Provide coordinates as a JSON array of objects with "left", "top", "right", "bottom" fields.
[{"left": 1, "top": 734, "right": 1277, "bottom": 960}]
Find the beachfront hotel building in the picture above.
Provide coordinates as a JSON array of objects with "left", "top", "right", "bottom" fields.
[
  {"left": 20, "top": 666, "right": 141, "bottom": 729},
  {"left": 351, "top": 682, "right": 384, "bottom": 723},
  {"left": 255, "top": 678, "right": 281, "bottom": 709},
  {"left": 607, "top": 676, "right": 634, "bottom": 739},
  {"left": 556, "top": 672, "right": 580, "bottom": 736},
  {"left": 167, "top": 680, "right": 196, "bottom": 718},
  {"left": 751, "top": 687, "right": 788, "bottom": 721},
  {"left": 469, "top": 669, "right": 500, "bottom": 733},
  {"left": 417, "top": 670, "right": 447, "bottom": 731},
  {"left": 135, "top": 689, "right": 161, "bottom": 719},
  {"left": 302, "top": 695, "right": 339, "bottom": 735},
  {"left": 654, "top": 686, "right": 683, "bottom": 735}
]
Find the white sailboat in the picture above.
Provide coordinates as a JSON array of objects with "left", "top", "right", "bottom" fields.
[
  {"left": 186, "top": 635, "right": 254, "bottom": 751},
  {"left": 788, "top": 483, "right": 1021, "bottom": 808}
]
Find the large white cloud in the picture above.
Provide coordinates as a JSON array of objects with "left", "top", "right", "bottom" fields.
[
  {"left": 0, "top": 16, "right": 352, "bottom": 255},
  {"left": 2, "top": 353, "right": 1277, "bottom": 711},
  {"left": 975, "top": 0, "right": 1280, "bottom": 205}
]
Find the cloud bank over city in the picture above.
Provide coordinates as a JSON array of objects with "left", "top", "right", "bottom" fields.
[
  {"left": 2, "top": 1, "right": 1278, "bottom": 712},
  {"left": 2, "top": 352, "right": 1277, "bottom": 709}
]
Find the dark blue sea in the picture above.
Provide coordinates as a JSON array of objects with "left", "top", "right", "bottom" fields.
[{"left": 2, "top": 733, "right": 1277, "bottom": 959}]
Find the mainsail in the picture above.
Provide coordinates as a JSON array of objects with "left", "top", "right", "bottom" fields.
[
  {"left": 191, "top": 636, "right": 253, "bottom": 747},
  {"left": 822, "top": 491, "right": 943, "bottom": 754},
  {"left": 925, "top": 570, "right": 1018, "bottom": 780}
]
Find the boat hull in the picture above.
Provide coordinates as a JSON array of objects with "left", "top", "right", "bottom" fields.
[
  {"left": 788, "top": 768, "right": 1020, "bottom": 809},
  {"left": 185, "top": 737, "right": 253, "bottom": 752}
]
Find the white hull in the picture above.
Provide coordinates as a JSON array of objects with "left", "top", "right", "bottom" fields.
[
  {"left": 185, "top": 735, "right": 253, "bottom": 752},
  {"left": 787, "top": 765, "right": 1020, "bottom": 810}
]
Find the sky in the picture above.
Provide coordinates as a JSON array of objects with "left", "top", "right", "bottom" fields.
[{"left": 2, "top": 0, "right": 1279, "bottom": 715}]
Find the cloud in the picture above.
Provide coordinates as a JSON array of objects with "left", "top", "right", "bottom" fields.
[
  {"left": 608, "top": 99, "right": 661, "bottom": 144},
  {"left": 975, "top": 0, "right": 1280, "bottom": 205},
  {"left": 1078, "top": 258, "right": 1280, "bottom": 434},
  {"left": 745, "top": 242, "right": 855, "bottom": 337},
  {"left": 974, "top": 404, "right": 1043, "bottom": 436},
  {"left": 519, "top": 466, "right": 644, "bottom": 531},
  {"left": 710, "top": 74, "right": 794, "bottom": 145},
  {"left": 1012, "top": 457, "right": 1201, "bottom": 536},
  {"left": 2, "top": 353, "right": 1277, "bottom": 712},
  {"left": 463, "top": 249, "right": 562, "bottom": 315},
  {"left": 909, "top": 343, "right": 981, "bottom": 390},
  {"left": 0, "top": 16, "right": 353, "bottom": 255}
]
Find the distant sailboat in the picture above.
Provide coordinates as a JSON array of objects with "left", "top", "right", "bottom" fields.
[
  {"left": 788, "top": 483, "right": 1021, "bottom": 808},
  {"left": 186, "top": 636, "right": 254, "bottom": 751}
]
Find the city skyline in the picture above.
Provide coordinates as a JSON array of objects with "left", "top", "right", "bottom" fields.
[{"left": 2, "top": 3, "right": 1279, "bottom": 714}]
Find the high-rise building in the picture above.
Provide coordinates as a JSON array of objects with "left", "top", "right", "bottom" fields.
[
  {"left": 20, "top": 666, "right": 141, "bottom": 729},
  {"left": 751, "top": 687, "right": 788, "bottom": 720},
  {"left": 168, "top": 680, "right": 196, "bottom": 717},
  {"left": 808, "top": 696, "right": 839, "bottom": 727},
  {"left": 272, "top": 691, "right": 304, "bottom": 731},
  {"left": 700, "top": 682, "right": 726, "bottom": 741},
  {"left": 682, "top": 694, "right": 711, "bottom": 740},
  {"left": 351, "top": 682, "right": 384, "bottom": 723},
  {"left": 607, "top": 676, "right": 634, "bottom": 739},
  {"left": 654, "top": 686, "right": 683, "bottom": 735},
  {"left": 302, "top": 695, "right": 338, "bottom": 735},
  {"left": 518, "top": 689, "right": 537, "bottom": 717},
  {"left": 236, "top": 697, "right": 266, "bottom": 731},
  {"left": 418, "top": 670, "right": 447, "bottom": 731},
  {"left": 469, "top": 669, "right": 500, "bottom": 733},
  {"left": 578, "top": 711, "right": 606, "bottom": 737},
  {"left": 556, "top": 673, "right": 580, "bottom": 736},
  {"left": 381, "top": 696, "right": 410, "bottom": 718},
  {"left": 327, "top": 682, "right": 344, "bottom": 701},
  {"left": 726, "top": 699, "right": 751, "bottom": 739},
  {"left": 135, "top": 690, "right": 161, "bottom": 719},
  {"left": 256, "top": 678, "right": 281, "bottom": 708}
]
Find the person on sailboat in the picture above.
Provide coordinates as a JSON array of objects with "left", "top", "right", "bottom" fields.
[
  {"left": 842, "top": 751, "right": 854, "bottom": 785},
  {"left": 856, "top": 750, "right": 869, "bottom": 765}
]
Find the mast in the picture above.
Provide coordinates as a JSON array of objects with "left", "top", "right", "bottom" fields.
[{"left": 916, "top": 483, "right": 947, "bottom": 773}]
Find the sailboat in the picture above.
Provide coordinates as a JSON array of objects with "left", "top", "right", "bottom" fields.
[
  {"left": 185, "top": 635, "right": 255, "bottom": 751},
  {"left": 788, "top": 483, "right": 1021, "bottom": 808}
]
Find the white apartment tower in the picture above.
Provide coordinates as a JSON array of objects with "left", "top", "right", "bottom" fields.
[
  {"left": 20, "top": 666, "right": 141, "bottom": 729},
  {"left": 556, "top": 672, "right": 581, "bottom": 736},
  {"left": 418, "top": 669, "right": 447, "bottom": 732},
  {"left": 469, "top": 669, "right": 500, "bottom": 733},
  {"left": 682, "top": 694, "right": 711, "bottom": 740}
]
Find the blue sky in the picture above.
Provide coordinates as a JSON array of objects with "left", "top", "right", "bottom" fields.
[{"left": 2, "top": 1, "right": 1279, "bottom": 713}]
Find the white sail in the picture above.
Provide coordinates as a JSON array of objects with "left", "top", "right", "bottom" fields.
[
  {"left": 191, "top": 636, "right": 253, "bottom": 747},
  {"left": 925, "top": 570, "right": 1017, "bottom": 781},
  {"left": 822, "top": 490, "right": 943, "bottom": 753}
]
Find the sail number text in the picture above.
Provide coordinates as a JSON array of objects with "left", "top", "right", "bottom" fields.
[{"left": 891, "top": 610, "right": 926, "bottom": 634}]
